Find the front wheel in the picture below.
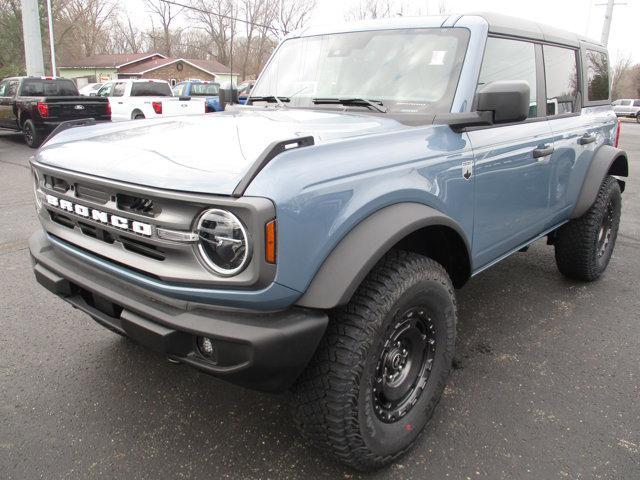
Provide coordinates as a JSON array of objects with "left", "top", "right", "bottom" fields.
[
  {"left": 291, "top": 251, "right": 456, "bottom": 471},
  {"left": 554, "top": 175, "right": 622, "bottom": 281},
  {"left": 23, "top": 119, "right": 44, "bottom": 148},
  {"left": 636, "top": 113, "right": 640, "bottom": 124}
]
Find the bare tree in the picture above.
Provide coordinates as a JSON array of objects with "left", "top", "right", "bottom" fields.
[
  {"left": 188, "top": 0, "right": 235, "bottom": 64},
  {"left": 145, "top": 0, "right": 184, "bottom": 56},
  {"left": 272, "top": 0, "right": 316, "bottom": 38},
  {"left": 345, "top": 0, "right": 392, "bottom": 21},
  {"left": 611, "top": 53, "right": 632, "bottom": 100}
]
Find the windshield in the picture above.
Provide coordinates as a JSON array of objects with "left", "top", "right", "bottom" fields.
[{"left": 250, "top": 28, "right": 469, "bottom": 114}]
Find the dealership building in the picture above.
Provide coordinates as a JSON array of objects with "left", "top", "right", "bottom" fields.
[{"left": 58, "top": 53, "right": 238, "bottom": 87}]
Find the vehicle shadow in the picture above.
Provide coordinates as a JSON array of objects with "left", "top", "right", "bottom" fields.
[{"left": 69, "top": 238, "right": 605, "bottom": 479}]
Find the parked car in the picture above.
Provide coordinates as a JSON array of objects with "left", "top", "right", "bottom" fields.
[
  {"left": 78, "top": 82, "right": 103, "bottom": 96},
  {"left": 612, "top": 98, "right": 640, "bottom": 122},
  {"left": 96, "top": 79, "right": 207, "bottom": 121},
  {"left": 0, "top": 76, "right": 110, "bottom": 147},
  {"left": 173, "top": 80, "right": 221, "bottom": 112},
  {"left": 28, "top": 13, "right": 628, "bottom": 471}
]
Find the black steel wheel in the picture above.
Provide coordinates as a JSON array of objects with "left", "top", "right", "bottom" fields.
[{"left": 372, "top": 307, "right": 437, "bottom": 423}]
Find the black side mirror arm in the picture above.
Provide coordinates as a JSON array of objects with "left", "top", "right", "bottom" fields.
[{"left": 433, "top": 111, "right": 494, "bottom": 133}]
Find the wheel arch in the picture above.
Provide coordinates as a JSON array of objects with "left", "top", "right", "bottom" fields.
[
  {"left": 295, "top": 203, "right": 472, "bottom": 310},
  {"left": 572, "top": 145, "right": 629, "bottom": 219},
  {"left": 131, "top": 109, "right": 145, "bottom": 119}
]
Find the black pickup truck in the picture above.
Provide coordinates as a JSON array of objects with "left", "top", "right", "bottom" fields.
[{"left": 0, "top": 76, "right": 110, "bottom": 148}]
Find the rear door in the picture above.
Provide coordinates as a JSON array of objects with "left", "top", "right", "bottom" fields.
[
  {"left": 468, "top": 36, "right": 557, "bottom": 269},
  {"left": 0, "top": 79, "right": 19, "bottom": 128},
  {"left": 542, "top": 44, "right": 596, "bottom": 222}
]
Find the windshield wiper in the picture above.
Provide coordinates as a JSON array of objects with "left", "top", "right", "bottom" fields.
[
  {"left": 248, "top": 95, "right": 290, "bottom": 107},
  {"left": 312, "top": 98, "right": 388, "bottom": 113}
]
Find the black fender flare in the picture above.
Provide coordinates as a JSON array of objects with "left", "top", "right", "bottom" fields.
[
  {"left": 572, "top": 145, "right": 629, "bottom": 219},
  {"left": 295, "top": 202, "right": 471, "bottom": 309}
]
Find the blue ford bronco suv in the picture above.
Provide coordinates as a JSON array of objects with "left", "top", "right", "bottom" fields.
[{"left": 29, "top": 13, "right": 628, "bottom": 471}]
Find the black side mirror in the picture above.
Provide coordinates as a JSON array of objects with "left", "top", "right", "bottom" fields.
[
  {"left": 476, "top": 80, "right": 530, "bottom": 124},
  {"left": 219, "top": 88, "right": 239, "bottom": 111}
]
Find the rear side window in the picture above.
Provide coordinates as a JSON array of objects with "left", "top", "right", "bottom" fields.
[
  {"left": 543, "top": 45, "right": 579, "bottom": 115},
  {"left": 585, "top": 50, "right": 609, "bottom": 101},
  {"left": 634, "top": 100, "right": 640, "bottom": 107},
  {"left": 20, "top": 79, "right": 78, "bottom": 96},
  {"left": 478, "top": 37, "right": 538, "bottom": 118},
  {"left": 131, "top": 81, "right": 172, "bottom": 97}
]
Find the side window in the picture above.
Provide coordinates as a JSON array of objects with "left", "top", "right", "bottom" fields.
[
  {"left": 97, "top": 83, "right": 113, "bottom": 97},
  {"left": 478, "top": 37, "right": 538, "bottom": 118},
  {"left": 611, "top": 99, "right": 621, "bottom": 105},
  {"left": 6, "top": 80, "right": 18, "bottom": 97},
  {"left": 543, "top": 45, "right": 579, "bottom": 116},
  {"left": 112, "top": 83, "right": 126, "bottom": 97},
  {"left": 634, "top": 100, "right": 640, "bottom": 107},
  {"left": 585, "top": 50, "right": 609, "bottom": 102},
  {"left": 0, "top": 81, "right": 7, "bottom": 96}
]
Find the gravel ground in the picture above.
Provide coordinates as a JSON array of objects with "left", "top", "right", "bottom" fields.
[{"left": 1, "top": 123, "right": 639, "bottom": 479}]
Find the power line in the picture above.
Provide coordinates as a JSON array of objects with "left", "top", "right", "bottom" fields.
[{"left": 158, "top": 0, "right": 284, "bottom": 33}]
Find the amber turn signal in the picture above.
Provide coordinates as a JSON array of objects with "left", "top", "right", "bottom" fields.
[{"left": 265, "top": 220, "right": 277, "bottom": 264}]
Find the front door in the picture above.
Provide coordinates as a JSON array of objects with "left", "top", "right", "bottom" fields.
[{"left": 468, "top": 36, "right": 557, "bottom": 269}]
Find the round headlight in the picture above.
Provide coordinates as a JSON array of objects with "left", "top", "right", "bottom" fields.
[{"left": 196, "top": 209, "right": 251, "bottom": 276}]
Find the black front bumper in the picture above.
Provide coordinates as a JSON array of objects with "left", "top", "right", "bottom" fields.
[{"left": 29, "top": 230, "right": 328, "bottom": 392}]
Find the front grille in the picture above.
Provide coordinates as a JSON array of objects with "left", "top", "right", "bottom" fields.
[{"left": 33, "top": 160, "right": 275, "bottom": 288}]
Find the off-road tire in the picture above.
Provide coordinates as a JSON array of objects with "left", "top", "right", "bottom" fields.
[
  {"left": 554, "top": 175, "right": 622, "bottom": 281},
  {"left": 23, "top": 119, "right": 44, "bottom": 148},
  {"left": 291, "top": 250, "right": 456, "bottom": 471}
]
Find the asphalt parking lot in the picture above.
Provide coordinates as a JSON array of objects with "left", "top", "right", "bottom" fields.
[{"left": 1, "top": 123, "right": 639, "bottom": 480}]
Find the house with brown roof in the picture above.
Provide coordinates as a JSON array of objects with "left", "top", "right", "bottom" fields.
[{"left": 58, "top": 53, "right": 238, "bottom": 88}]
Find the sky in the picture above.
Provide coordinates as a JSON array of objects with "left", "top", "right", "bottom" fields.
[{"left": 127, "top": 0, "right": 640, "bottom": 64}]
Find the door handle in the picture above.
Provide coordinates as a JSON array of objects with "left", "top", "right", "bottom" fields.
[
  {"left": 578, "top": 133, "right": 596, "bottom": 145},
  {"left": 532, "top": 145, "right": 554, "bottom": 158},
  {"left": 117, "top": 102, "right": 123, "bottom": 104}
]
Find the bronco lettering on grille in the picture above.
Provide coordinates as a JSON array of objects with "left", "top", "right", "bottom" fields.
[{"left": 45, "top": 194, "right": 153, "bottom": 236}]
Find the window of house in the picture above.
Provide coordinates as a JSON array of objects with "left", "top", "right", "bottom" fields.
[
  {"left": 477, "top": 37, "right": 538, "bottom": 118},
  {"left": 543, "top": 45, "right": 579, "bottom": 115},
  {"left": 585, "top": 50, "right": 609, "bottom": 102}
]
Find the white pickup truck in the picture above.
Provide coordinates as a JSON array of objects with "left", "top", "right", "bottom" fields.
[{"left": 95, "top": 79, "right": 207, "bottom": 122}]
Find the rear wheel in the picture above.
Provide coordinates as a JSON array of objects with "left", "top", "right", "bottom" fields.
[
  {"left": 291, "top": 251, "right": 456, "bottom": 471},
  {"left": 554, "top": 175, "right": 621, "bottom": 281},
  {"left": 636, "top": 113, "right": 640, "bottom": 124},
  {"left": 23, "top": 119, "right": 44, "bottom": 148},
  {"left": 133, "top": 112, "right": 145, "bottom": 120}
]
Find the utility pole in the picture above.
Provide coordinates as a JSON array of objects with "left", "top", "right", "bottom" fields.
[
  {"left": 46, "top": 0, "right": 56, "bottom": 76},
  {"left": 600, "top": 0, "right": 615, "bottom": 46},
  {"left": 20, "top": 0, "right": 45, "bottom": 76},
  {"left": 597, "top": 0, "right": 627, "bottom": 46}
]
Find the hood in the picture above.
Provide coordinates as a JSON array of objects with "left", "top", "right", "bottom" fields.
[{"left": 36, "top": 108, "right": 411, "bottom": 195}]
